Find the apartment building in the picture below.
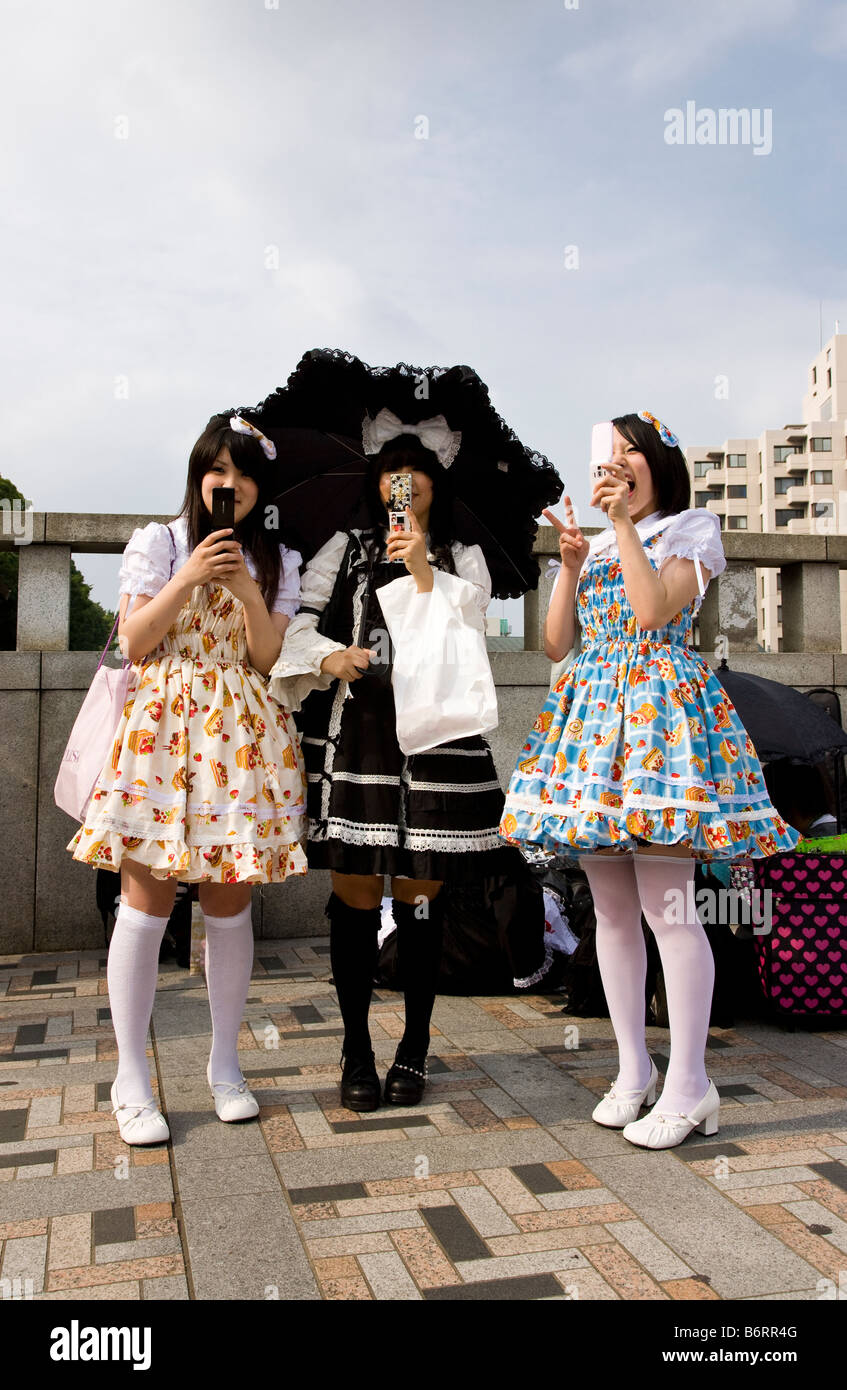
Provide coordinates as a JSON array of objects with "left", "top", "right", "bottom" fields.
[{"left": 686, "top": 334, "right": 847, "bottom": 651}]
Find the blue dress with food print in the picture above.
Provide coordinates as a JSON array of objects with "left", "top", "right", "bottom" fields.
[{"left": 500, "top": 518, "right": 800, "bottom": 861}]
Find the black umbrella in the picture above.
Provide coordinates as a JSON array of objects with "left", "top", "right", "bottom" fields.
[
  {"left": 236, "top": 348, "right": 563, "bottom": 599},
  {"left": 715, "top": 660, "right": 847, "bottom": 764}
]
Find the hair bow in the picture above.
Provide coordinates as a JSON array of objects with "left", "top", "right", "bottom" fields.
[
  {"left": 362, "top": 408, "right": 462, "bottom": 468},
  {"left": 229, "top": 415, "right": 277, "bottom": 461},
  {"left": 637, "top": 410, "right": 680, "bottom": 450}
]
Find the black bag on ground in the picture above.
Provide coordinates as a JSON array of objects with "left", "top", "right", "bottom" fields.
[
  {"left": 376, "top": 856, "right": 551, "bottom": 995},
  {"left": 95, "top": 871, "right": 194, "bottom": 968}
]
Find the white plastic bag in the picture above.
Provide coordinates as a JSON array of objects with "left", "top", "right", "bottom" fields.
[{"left": 377, "top": 570, "right": 498, "bottom": 756}]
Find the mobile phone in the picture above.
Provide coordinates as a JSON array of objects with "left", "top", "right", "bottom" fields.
[
  {"left": 388, "top": 471, "right": 412, "bottom": 543},
  {"left": 212, "top": 487, "right": 236, "bottom": 531},
  {"left": 589, "top": 421, "right": 614, "bottom": 489}
]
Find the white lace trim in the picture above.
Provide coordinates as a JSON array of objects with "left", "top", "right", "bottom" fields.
[
  {"left": 408, "top": 778, "right": 502, "bottom": 794},
  {"left": 308, "top": 771, "right": 401, "bottom": 786},
  {"left": 506, "top": 791, "right": 776, "bottom": 819},
  {"left": 311, "top": 818, "right": 400, "bottom": 846},
  {"left": 308, "top": 817, "right": 505, "bottom": 852},
  {"left": 404, "top": 827, "right": 505, "bottom": 851},
  {"left": 513, "top": 939, "right": 555, "bottom": 989}
]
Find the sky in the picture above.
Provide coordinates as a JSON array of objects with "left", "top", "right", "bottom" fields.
[{"left": 3, "top": 0, "right": 846, "bottom": 619}]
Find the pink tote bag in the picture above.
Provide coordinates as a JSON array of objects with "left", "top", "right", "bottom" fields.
[
  {"left": 54, "top": 601, "right": 137, "bottom": 822},
  {"left": 55, "top": 524, "right": 175, "bottom": 822}
]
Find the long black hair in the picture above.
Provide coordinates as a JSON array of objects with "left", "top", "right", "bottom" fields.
[
  {"left": 362, "top": 434, "right": 457, "bottom": 574},
  {"left": 612, "top": 413, "right": 690, "bottom": 516},
  {"left": 178, "top": 413, "right": 281, "bottom": 607}
]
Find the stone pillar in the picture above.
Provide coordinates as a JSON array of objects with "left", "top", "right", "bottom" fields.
[
  {"left": 712, "top": 560, "right": 759, "bottom": 651},
  {"left": 780, "top": 561, "right": 843, "bottom": 652},
  {"left": 17, "top": 546, "right": 71, "bottom": 651}
]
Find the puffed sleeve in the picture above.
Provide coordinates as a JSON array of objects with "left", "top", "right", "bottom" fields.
[
  {"left": 271, "top": 545, "right": 302, "bottom": 619},
  {"left": 376, "top": 542, "right": 492, "bottom": 635},
  {"left": 266, "top": 532, "right": 348, "bottom": 712},
  {"left": 654, "top": 509, "right": 726, "bottom": 598},
  {"left": 451, "top": 543, "right": 492, "bottom": 615},
  {"left": 118, "top": 522, "right": 173, "bottom": 598}
]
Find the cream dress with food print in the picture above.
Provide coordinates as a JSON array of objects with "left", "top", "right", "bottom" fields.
[{"left": 68, "top": 518, "right": 308, "bottom": 883}]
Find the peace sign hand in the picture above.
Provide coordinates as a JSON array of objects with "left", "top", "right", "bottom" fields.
[{"left": 544, "top": 498, "right": 589, "bottom": 572}]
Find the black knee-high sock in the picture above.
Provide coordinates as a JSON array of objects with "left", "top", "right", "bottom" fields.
[
  {"left": 327, "top": 893, "right": 381, "bottom": 1057},
  {"left": 393, "top": 892, "right": 445, "bottom": 1058}
]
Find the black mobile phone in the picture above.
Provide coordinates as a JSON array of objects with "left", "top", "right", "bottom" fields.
[{"left": 211, "top": 487, "right": 235, "bottom": 531}]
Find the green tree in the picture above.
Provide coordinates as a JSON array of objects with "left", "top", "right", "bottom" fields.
[{"left": 0, "top": 475, "right": 116, "bottom": 651}]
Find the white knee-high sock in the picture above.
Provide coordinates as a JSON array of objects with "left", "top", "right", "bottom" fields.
[
  {"left": 108, "top": 902, "right": 170, "bottom": 1102},
  {"left": 634, "top": 856, "right": 714, "bottom": 1113},
  {"left": 579, "top": 856, "right": 652, "bottom": 1094},
  {"left": 203, "top": 905, "right": 254, "bottom": 1086}
]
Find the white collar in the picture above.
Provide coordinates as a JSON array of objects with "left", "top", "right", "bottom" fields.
[{"left": 588, "top": 510, "right": 670, "bottom": 556}]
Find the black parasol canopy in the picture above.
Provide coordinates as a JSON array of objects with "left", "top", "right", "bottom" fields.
[{"left": 235, "top": 348, "right": 563, "bottom": 599}]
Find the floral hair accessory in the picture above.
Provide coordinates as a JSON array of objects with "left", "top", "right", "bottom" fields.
[
  {"left": 637, "top": 410, "right": 680, "bottom": 450},
  {"left": 229, "top": 415, "right": 277, "bottom": 461},
  {"left": 362, "top": 408, "right": 462, "bottom": 468}
]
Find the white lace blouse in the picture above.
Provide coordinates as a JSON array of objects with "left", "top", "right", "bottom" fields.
[
  {"left": 117, "top": 516, "right": 302, "bottom": 617},
  {"left": 268, "top": 529, "right": 491, "bottom": 713},
  {"left": 551, "top": 508, "right": 727, "bottom": 602}
]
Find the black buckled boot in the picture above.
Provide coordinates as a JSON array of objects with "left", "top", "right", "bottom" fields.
[
  {"left": 326, "top": 892, "right": 382, "bottom": 1112},
  {"left": 384, "top": 891, "right": 445, "bottom": 1106}
]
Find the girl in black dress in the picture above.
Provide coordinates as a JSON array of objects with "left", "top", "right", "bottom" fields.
[{"left": 269, "top": 424, "right": 514, "bottom": 1111}]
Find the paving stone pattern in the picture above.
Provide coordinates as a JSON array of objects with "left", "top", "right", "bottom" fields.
[{"left": 1, "top": 941, "right": 846, "bottom": 1301}]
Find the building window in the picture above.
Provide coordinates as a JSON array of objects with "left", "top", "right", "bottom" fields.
[
  {"left": 812, "top": 366, "right": 817, "bottom": 384},
  {"left": 827, "top": 368, "right": 832, "bottom": 388},
  {"left": 773, "top": 477, "right": 793, "bottom": 494},
  {"left": 695, "top": 491, "right": 712, "bottom": 508},
  {"left": 776, "top": 572, "right": 781, "bottom": 591},
  {"left": 727, "top": 453, "right": 747, "bottom": 467},
  {"left": 778, "top": 637, "right": 783, "bottom": 652},
  {"left": 727, "top": 516, "right": 747, "bottom": 529},
  {"left": 777, "top": 605, "right": 782, "bottom": 622},
  {"left": 814, "top": 501, "right": 835, "bottom": 523},
  {"left": 693, "top": 460, "right": 710, "bottom": 477},
  {"left": 713, "top": 513, "right": 725, "bottom": 528},
  {"left": 811, "top": 469, "right": 833, "bottom": 484},
  {"left": 759, "top": 483, "right": 763, "bottom": 502},
  {"left": 761, "top": 576, "right": 765, "bottom": 597},
  {"left": 727, "top": 484, "right": 747, "bottom": 499},
  {"left": 810, "top": 437, "right": 832, "bottom": 451},
  {"left": 775, "top": 509, "right": 803, "bottom": 527},
  {"left": 773, "top": 444, "right": 796, "bottom": 462}
]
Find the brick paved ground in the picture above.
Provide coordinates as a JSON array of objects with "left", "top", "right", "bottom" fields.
[{"left": 2, "top": 940, "right": 846, "bottom": 1301}]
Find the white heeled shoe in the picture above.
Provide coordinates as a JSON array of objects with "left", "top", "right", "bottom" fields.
[
  {"left": 206, "top": 1061, "right": 259, "bottom": 1122},
  {"left": 622, "top": 1081, "right": 720, "bottom": 1150},
  {"left": 110, "top": 1080, "right": 170, "bottom": 1146},
  {"left": 592, "top": 1059, "right": 659, "bottom": 1128}
]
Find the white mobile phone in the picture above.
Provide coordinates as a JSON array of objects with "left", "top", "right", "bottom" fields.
[{"left": 589, "top": 421, "right": 614, "bottom": 488}]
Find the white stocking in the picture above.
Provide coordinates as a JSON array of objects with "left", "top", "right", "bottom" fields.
[
  {"left": 634, "top": 856, "right": 714, "bottom": 1113},
  {"left": 579, "top": 855, "right": 651, "bottom": 1094},
  {"left": 107, "top": 902, "right": 169, "bottom": 1102},
  {"left": 204, "top": 905, "right": 254, "bottom": 1086}
]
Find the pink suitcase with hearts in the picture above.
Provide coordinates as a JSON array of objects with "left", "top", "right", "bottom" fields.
[{"left": 753, "top": 853, "right": 847, "bottom": 1021}]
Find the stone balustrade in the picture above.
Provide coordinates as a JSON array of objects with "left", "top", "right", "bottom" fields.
[{"left": 1, "top": 514, "right": 845, "bottom": 953}]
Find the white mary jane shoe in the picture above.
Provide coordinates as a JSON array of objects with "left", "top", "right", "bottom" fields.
[
  {"left": 206, "top": 1061, "right": 259, "bottom": 1122},
  {"left": 592, "top": 1059, "right": 659, "bottom": 1128},
  {"left": 622, "top": 1081, "right": 720, "bottom": 1150},
  {"left": 110, "top": 1080, "right": 170, "bottom": 1146}
]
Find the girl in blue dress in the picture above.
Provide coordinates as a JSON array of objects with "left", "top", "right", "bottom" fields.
[{"left": 500, "top": 411, "right": 798, "bottom": 1149}]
